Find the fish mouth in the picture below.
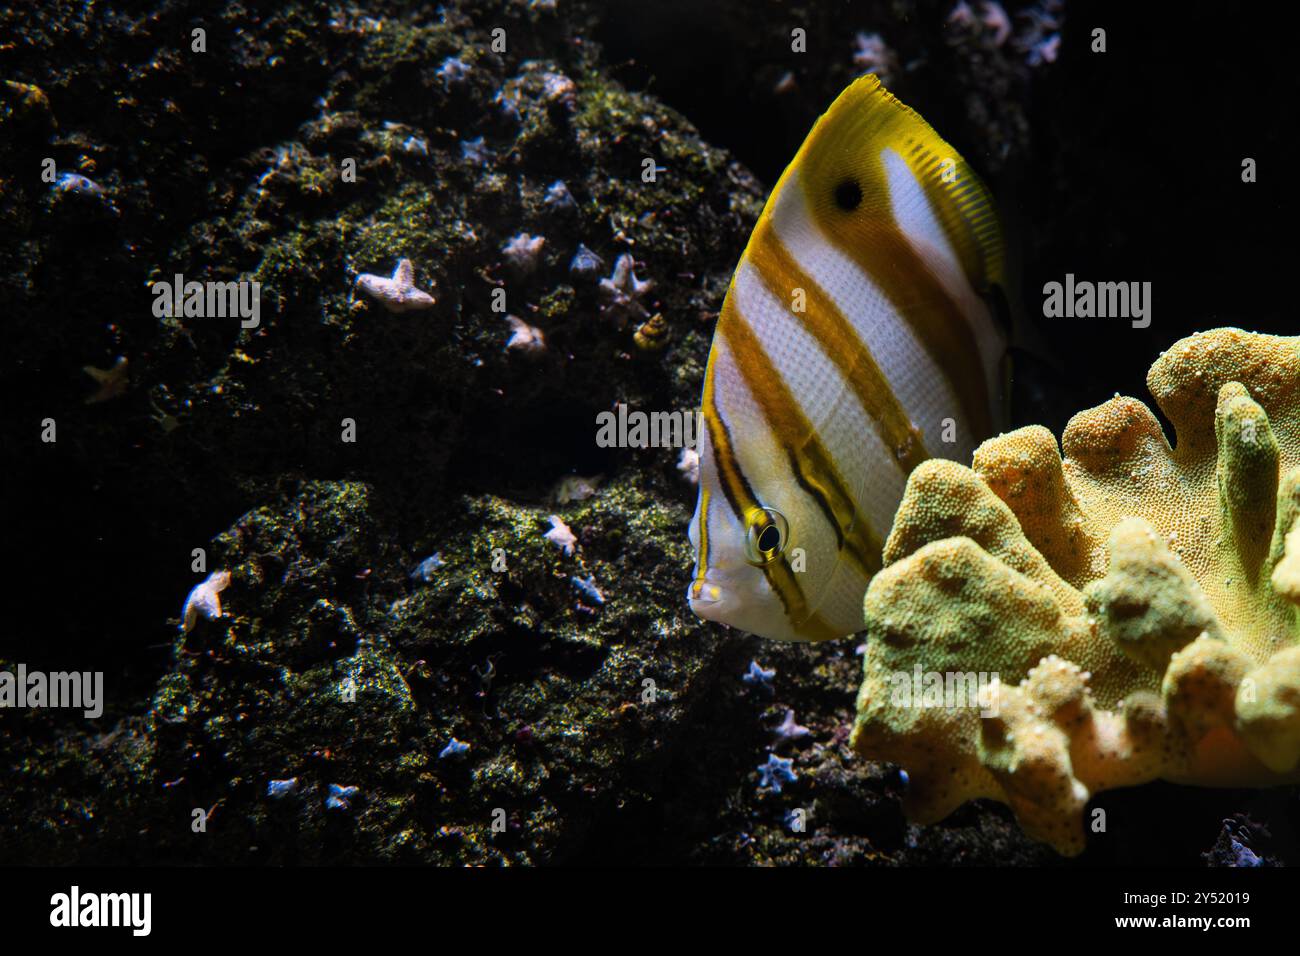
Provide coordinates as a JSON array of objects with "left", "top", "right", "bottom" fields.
[{"left": 686, "top": 577, "right": 727, "bottom": 621}]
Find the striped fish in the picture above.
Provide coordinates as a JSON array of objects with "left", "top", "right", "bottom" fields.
[{"left": 687, "top": 74, "right": 1007, "bottom": 642}]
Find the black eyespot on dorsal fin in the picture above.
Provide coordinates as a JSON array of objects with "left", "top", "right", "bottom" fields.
[{"left": 833, "top": 179, "right": 862, "bottom": 211}]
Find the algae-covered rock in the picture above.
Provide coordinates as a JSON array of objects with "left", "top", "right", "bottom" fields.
[{"left": 0, "top": 0, "right": 768, "bottom": 862}]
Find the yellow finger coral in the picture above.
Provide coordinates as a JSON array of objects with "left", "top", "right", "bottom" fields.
[{"left": 851, "top": 328, "right": 1300, "bottom": 854}]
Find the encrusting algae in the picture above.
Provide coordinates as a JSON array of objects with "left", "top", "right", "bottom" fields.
[{"left": 851, "top": 328, "right": 1300, "bottom": 854}]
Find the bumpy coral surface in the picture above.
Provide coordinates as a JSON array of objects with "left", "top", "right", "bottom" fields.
[{"left": 851, "top": 328, "right": 1300, "bottom": 854}]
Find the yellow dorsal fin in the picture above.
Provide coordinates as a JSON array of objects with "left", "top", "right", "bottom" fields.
[
  {"left": 903, "top": 133, "right": 1005, "bottom": 292},
  {"left": 803, "top": 74, "right": 1005, "bottom": 292}
]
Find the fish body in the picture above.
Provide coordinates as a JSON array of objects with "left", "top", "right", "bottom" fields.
[{"left": 687, "top": 75, "right": 1006, "bottom": 642}]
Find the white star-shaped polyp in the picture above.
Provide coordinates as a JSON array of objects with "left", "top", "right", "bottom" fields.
[
  {"left": 355, "top": 259, "right": 436, "bottom": 313},
  {"left": 544, "top": 515, "right": 577, "bottom": 556},
  {"left": 504, "top": 315, "right": 546, "bottom": 354},
  {"left": 502, "top": 233, "right": 546, "bottom": 276},
  {"left": 598, "top": 253, "right": 653, "bottom": 323},
  {"left": 83, "top": 356, "right": 129, "bottom": 404},
  {"left": 182, "top": 570, "right": 231, "bottom": 632},
  {"left": 677, "top": 447, "right": 700, "bottom": 485}
]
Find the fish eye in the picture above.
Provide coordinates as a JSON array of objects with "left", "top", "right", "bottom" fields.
[
  {"left": 833, "top": 178, "right": 862, "bottom": 211},
  {"left": 744, "top": 507, "right": 790, "bottom": 566}
]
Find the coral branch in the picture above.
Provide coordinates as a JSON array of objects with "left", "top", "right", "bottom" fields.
[{"left": 852, "top": 328, "right": 1300, "bottom": 854}]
